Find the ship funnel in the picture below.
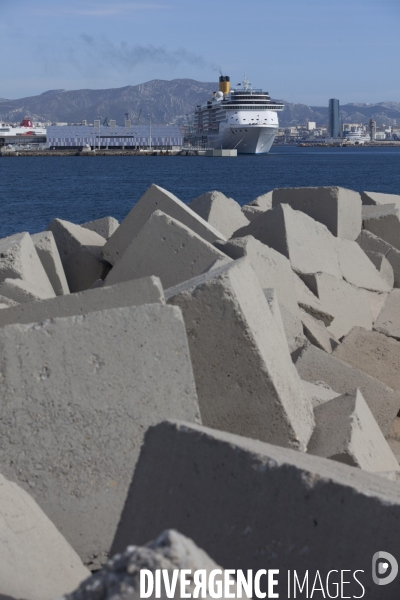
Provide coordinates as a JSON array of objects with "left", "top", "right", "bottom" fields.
[{"left": 219, "top": 75, "right": 230, "bottom": 95}]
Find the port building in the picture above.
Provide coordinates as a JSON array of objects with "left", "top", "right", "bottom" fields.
[{"left": 46, "top": 124, "right": 183, "bottom": 149}]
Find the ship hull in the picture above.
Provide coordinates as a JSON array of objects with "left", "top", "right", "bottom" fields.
[{"left": 207, "top": 125, "right": 278, "bottom": 154}]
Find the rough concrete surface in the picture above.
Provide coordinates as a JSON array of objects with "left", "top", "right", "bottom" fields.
[
  {"left": 248, "top": 190, "right": 273, "bottom": 210},
  {"left": 0, "top": 304, "right": 200, "bottom": 568},
  {"left": 234, "top": 204, "right": 342, "bottom": 278},
  {"left": 308, "top": 389, "right": 400, "bottom": 472},
  {"left": 215, "top": 235, "right": 300, "bottom": 316},
  {"left": 362, "top": 191, "right": 400, "bottom": 209},
  {"left": 0, "top": 277, "right": 165, "bottom": 328},
  {"left": 300, "top": 308, "right": 339, "bottom": 353},
  {"left": 189, "top": 190, "right": 249, "bottom": 238},
  {"left": 365, "top": 290, "right": 388, "bottom": 323},
  {"left": 167, "top": 259, "right": 314, "bottom": 450},
  {"left": 293, "top": 272, "right": 334, "bottom": 325},
  {"left": 374, "top": 289, "right": 400, "bottom": 340},
  {"left": 111, "top": 420, "right": 400, "bottom": 598},
  {"left": 301, "top": 272, "right": 373, "bottom": 339},
  {"left": 365, "top": 251, "right": 394, "bottom": 288},
  {"left": 48, "top": 218, "right": 110, "bottom": 292},
  {"left": 363, "top": 211, "right": 400, "bottom": 252},
  {"left": 302, "top": 380, "right": 340, "bottom": 407},
  {"left": 264, "top": 288, "right": 306, "bottom": 353},
  {"left": 63, "top": 530, "right": 244, "bottom": 600},
  {"left": 32, "top": 230, "right": 70, "bottom": 295},
  {"left": 362, "top": 204, "right": 397, "bottom": 219},
  {"left": 0, "top": 231, "right": 55, "bottom": 297},
  {"left": 295, "top": 343, "right": 400, "bottom": 435},
  {"left": 271, "top": 186, "right": 362, "bottom": 241},
  {"left": 102, "top": 184, "right": 225, "bottom": 265},
  {"left": 241, "top": 204, "right": 264, "bottom": 222},
  {"left": 0, "top": 472, "right": 90, "bottom": 600},
  {"left": 333, "top": 326, "right": 400, "bottom": 392},
  {"left": 335, "top": 238, "right": 391, "bottom": 292},
  {"left": 105, "top": 210, "right": 231, "bottom": 290},
  {"left": 82, "top": 216, "right": 119, "bottom": 240},
  {"left": 357, "top": 229, "right": 400, "bottom": 288},
  {"left": 0, "top": 278, "right": 56, "bottom": 304}
]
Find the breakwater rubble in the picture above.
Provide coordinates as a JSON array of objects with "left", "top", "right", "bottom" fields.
[{"left": 1, "top": 185, "right": 400, "bottom": 598}]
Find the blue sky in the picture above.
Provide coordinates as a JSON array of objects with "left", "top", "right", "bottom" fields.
[{"left": 1, "top": 0, "right": 399, "bottom": 104}]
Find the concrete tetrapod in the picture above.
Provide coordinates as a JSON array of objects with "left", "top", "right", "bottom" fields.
[
  {"left": 81, "top": 216, "right": 119, "bottom": 239},
  {"left": 102, "top": 184, "right": 225, "bottom": 265},
  {"left": 166, "top": 259, "right": 314, "bottom": 450},
  {"left": 308, "top": 389, "right": 400, "bottom": 472},
  {"left": 63, "top": 530, "right": 246, "bottom": 600},
  {"left": 105, "top": 211, "right": 231, "bottom": 290},
  {"left": 233, "top": 204, "right": 342, "bottom": 279},
  {"left": 333, "top": 326, "right": 400, "bottom": 392},
  {"left": 48, "top": 218, "right": 110, "bottom": 292},
  {"left": 271, "top": 186, "right": 362, "bottom": 241},
  {"left": 0, "top": 277, "right": 165, "bottom": 328},
  {"left": 111, "top": 420, "right": 400, "bottom": 598},
  {"left": 295, "top": 343, "right": 400, "bottom": 435},
  {"left": 189, "top": 190, "right": 249, "bottom": 238},
  {"left": 31, "top": 230, "right": 70, "bottom": 295},
  {"left": 0, "top": 231, "right": 55, "bottom": 297},
  {"left": 0, "top": 472, "right": 89, "bottom": 600},
  {"left": 0, "top": 304, "right": 200, "bottom": 568}
]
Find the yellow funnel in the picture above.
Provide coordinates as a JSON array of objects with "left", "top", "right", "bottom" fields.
[{"left": 219, "top": 76, "right": 230, "bottom": 95}]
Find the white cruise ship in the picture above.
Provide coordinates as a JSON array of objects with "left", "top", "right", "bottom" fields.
[
  {"left": 343, "top": 127, "right": 371, "bottom": 144},
  {"left": 193, "top": 75, "right": 284, "bottom": 154}
]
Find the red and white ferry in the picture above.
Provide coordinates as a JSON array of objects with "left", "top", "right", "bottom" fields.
[{"left": 0, "top": 117, "right": 46, "bottom": 138}]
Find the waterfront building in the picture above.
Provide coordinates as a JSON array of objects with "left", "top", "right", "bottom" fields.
[
  {"left": 328, "top": 99, "right": 340, "bottom": 138},
  {"left": 46, "top": 124, "right": 183, "bottom": 149}
]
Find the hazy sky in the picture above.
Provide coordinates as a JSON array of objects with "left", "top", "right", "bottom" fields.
[{"left": 1, "top": 0, "right": 399, "bottom": 104}]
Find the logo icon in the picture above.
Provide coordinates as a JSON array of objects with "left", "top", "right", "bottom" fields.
[{"left": 372, "top": 552, "right": 398, "bottom": 586}]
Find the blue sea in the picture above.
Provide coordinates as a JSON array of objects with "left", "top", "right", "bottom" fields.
[{"left": 0, "top": 146, "right": 399, "bottom": 239}]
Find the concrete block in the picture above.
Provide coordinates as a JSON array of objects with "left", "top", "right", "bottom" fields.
[
  {"left": 301, "top": 272, "right": 372, "bottom": 339},
  {"left": 0, "top": 304, "right": 200, "bottom": 567},
  {"left": 295, "top": 343, "right": 400, "bottom": 435},
  {"left": 0, "top": 472, "right": 89, "bottom": 600},
  {"left": 32, "top": 230, "right": 70, "bottom": 295},
  {"left": 63, "top": 530, "right": 243, "bottom": 600},
  {"left": 241, "top": 204, "right": 264, "bottom": 222},
  {"left": 0, "top": 232, "right": 55, "bottom": 297},
  {"left": 102, "top": 184, "right": 225, "bottom": 265},
  {"left": 81, "top": 216, "right": 119, "bottom": 239},
  {"left": 271, "top": 186, "right": 362, "bottom": 241},
  {"left": 334, "top": 327, "right": 400, "bottom": 394},
  {"left": 365, "top": 290, "right": 388, "bottom": 323},
  {"left": 362, "top": 190, "right": 400, "bottom": 209},
  {"left": 234, "top": 204, "right": 342, "bottom": 278},
  {"left": 363, "top": 210, "right": 400, "bottom": 252},
  {"left": 308, "top": 389, "right": 400, "bottom": 472},
  {"left": 0, "top": 277, "right": 165, "bottom": 328},
  {"left": 302, "top": 380, "right": 340, "bottom": 407},
  {"left": 166, "top": 259, "right": 314, "bottom": 450},
  {"left": 248, "top": 190, "right": 273, "bottom": 209},
  {"left": 0, "top": 295, "right": 17, "bottom": 307},
  {"left": 0, "top": 278, "right": 55, "bottom": 303},
  {"left": 105, "top": 211, "right": 231, "bottom": 290},
  {"left": 388, "top": 438, "right": 400, "bottom": 463},
  {"left": 362, "top": 203, "right": 397, "bottom": 219},
  {"left": 189, "top": 190, "right": 249, "bottom": 238},
  {"left": 365, "top": 251, "right": 394, "bottom": 287},
  {"left": 215, "top": 235, "right": 300, "bottom": 316},
  {"left": 335, "top": 238, "right": 391, "bottom": 292},
  {"left": 48, "top": 218, "right": 110, "bottom": 293},
  {"left": 300, "top": 308, "right": 339, "bottom": 353},
  {"left": 111, "top": 420, "right": 400, "bottom": 597},
  {"left": 357, "top": 229, "right": 400, "bottom": 287},
  {"left": 374, "top": 289, "right": 400, "bottom": 340},
  {"left": 264, "top": 288, "right": 306, "bottom": 353},
  {"left": 293, "top": 272, "right": 334, "bottom": 325}
]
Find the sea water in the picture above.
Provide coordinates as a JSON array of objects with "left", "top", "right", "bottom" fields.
[{"left": 0, "top": 146, "right": 399, "bottom": 238}]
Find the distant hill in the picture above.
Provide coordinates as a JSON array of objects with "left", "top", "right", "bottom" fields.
[{"left": 0, "top": 79, "right": 399, "bottom": 127}]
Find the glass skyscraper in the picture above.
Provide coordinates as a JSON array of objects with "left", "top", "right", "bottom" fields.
[{"left": 329, "top": 99, "right": 340, "bottom": 138}]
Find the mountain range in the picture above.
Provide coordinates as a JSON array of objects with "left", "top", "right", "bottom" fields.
[{"left": 0, "top": 79, "right": 399, "bottom": 127}]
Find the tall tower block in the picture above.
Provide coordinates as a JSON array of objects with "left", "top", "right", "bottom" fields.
[{"left": 329, "top": 99, "right": 340, "bottom": 139}]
